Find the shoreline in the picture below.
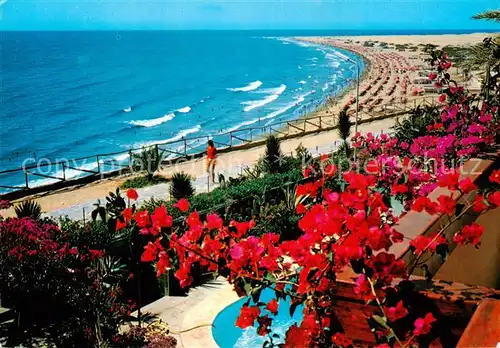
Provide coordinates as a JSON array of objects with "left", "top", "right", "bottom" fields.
[{"left": 0, "top": 32, "right": 489, "bottom": 218}]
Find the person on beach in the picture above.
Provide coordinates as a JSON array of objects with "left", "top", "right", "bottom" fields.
[{"left": 206, "top": 139, "right": 217, "bottom": 184}]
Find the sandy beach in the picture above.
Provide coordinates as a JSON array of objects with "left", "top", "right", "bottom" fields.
[{"left": 0, "top": 32, "right": 490, "bottom": 219}]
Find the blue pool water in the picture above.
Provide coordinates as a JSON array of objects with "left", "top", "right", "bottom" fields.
[{"left": 212, "top": 288, "right": 303, "bottom": 347}]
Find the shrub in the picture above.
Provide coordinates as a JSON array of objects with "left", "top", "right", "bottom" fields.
[
  {"left": 337, "top": 109, "right": 352, "bottom": 157},
  {"left": 0, "top": 218, "right": 134, "bottom": 346},
  {"left": 14, "top": 200, "right": 42, "bottom": 220},
  {"left": 131, "top": 145, "right": 165, "bottom": 179},
  {"left": 121, "top": 175, "right": 169, "bottom": 189},
  {"left": 262, "top": 134, "right": 283, "bottom": 174},
  {"left": 0, "top": 200, "right": 11, "bottom": 210},
  {"left": 393, "top": 105, "right": 440, "bottom": 145},
  {"left": 170, "top": 172, "right": 195, "bottom": 200}
]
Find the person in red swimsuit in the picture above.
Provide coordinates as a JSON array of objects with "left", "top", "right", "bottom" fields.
[{"left": 206, "top": 139, "right": 217, "bottom": 184}]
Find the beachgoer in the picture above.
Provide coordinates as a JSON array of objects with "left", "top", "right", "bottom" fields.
[{"left": 206, "top": 140, "right": 217, "bottom": 184}]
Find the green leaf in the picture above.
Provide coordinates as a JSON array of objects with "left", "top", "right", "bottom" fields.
[
  {"left": 251, "top": 286, "right": 262, "bottom": 303},
  {"left": 265, "top": 273, "right": 276, "bottom": 283},
  {"left": 372, "top": 315, "right": 389, "bottom": 329}
]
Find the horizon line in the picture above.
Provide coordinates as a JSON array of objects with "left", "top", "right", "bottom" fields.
[{"left": 1, "top": 28, "right": 499, "bottom": 33}]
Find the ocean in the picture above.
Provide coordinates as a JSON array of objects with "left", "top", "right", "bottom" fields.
[{"left": 0, "top": 29, "right": 490, "bottom": 190}]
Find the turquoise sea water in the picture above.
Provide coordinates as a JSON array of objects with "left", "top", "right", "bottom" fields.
[{"left": 0, "top": 29, "right": 492, "bottom": 189}]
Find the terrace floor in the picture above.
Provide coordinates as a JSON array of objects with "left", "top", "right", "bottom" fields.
[{"left": 138, "top": 276, "right": 237, "bottom": 348}]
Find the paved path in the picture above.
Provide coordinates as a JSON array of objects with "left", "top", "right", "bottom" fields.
[{"left": 44, "top": 139, "right": 344, "bottom": 221}]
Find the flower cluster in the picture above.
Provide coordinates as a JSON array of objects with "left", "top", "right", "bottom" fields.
[{"left": 120, "top": 52, "right": 500, "bottom": 347}]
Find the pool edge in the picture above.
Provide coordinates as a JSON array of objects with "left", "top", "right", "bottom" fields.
[{"left": 180, "top": 281, "right": 239, "bottom": 348}]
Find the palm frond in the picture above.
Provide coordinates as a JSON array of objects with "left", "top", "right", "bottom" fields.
[{"left": 473, "top": 10, "right": 500, "bottom": 22}]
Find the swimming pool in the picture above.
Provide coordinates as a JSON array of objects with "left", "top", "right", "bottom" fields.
[{"left": 212, "top": 288, "right": 304, "bottom": 347}]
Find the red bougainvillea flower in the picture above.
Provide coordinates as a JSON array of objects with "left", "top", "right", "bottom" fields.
[
  {"left": 174, "top": 198, "right": 190, "bottom": 212},
  {"left": 235, "top": 305, "right": 261, "bottom": 329},
  {"left": 324, "top": 164, "right": 338, "bottom": 177},
  {"left": 391, "top": 183, "right": 408, "bottom": 195},
  {"left": 257, "top": 315, "right": 272, "bottom": 336},
  {"left": 266, "top": 299, "right": 279, "bottom": 314},
  {"left": 458, "top": 178, "right": 476, "bottom": 193},
  {"left": 354, "top": 274, "right": 374, "bottom": 302},
  {"left": 365, "top": 159, "right": 380, "bottom": 174},
  {"left": 115, "top": 219, "right": 127, "bottom": 231},
  {"left": 437, "top": 194, "right": 456, "bottom": 215},
  {"left": 134, "top": 210, "right": 151, "bottom": 228},
  {"left": 438, "top": 94, "right": 446, "bottom": 103},
  {"left": 320, "top": 153, "right": 329, "bottom": 162},
  {"left": 155, "top": 251, "right": 172, "bottom": 277},
  {"left": 413, "top": 313, "right": 436, "bottom": 336},
  {"left": 411, "top": 196, "right": 438, "bottom": 215},
  {"left": 453, "top": 223, "right": 484, "bottom": 246},
  {"left": 141, "top": 242, "right": 159, "bottom": 262},
  {"left": 437, "top": 171, "right": 459, "bottom": 190},
  {"left": 175, "top": 265, "right": 193, "bottom": 288},
  {"left": 151, "top": 205, "right": 173, "bottom": 233},
  {"left": 489, "top": 170, "right": 500, "bottom": 185},
  {"left": 284, "top": 324, "right": 312, "bottom": 347},
  {"left": 331, "top": 333, "right": 352, "bottom": 347},
  {"left": 296, "top": 203, "right": 307, "bottom": 214},
  {"left": 122, "top": 207, "right": 133, "bottom": 222},
  {"left": 409, "top": 235, "right": 431, "bottom": 255},
  {"left": 386, "top": 300, "right": 409, "bottom": 322},
  {"left": 206, "top": 213, "right": 223, "bottom": 230},
  {"left": 126, "top": 189, "right": 139, "bottom": 201},
  {"left": 428, "top": 72, "right": 437, "bottom": 80},
  {"left": 472, "top": 195, "right": 488, "bottom": 213},
  {"left": 488, "top": 191, "right": 500, "bottom": 207}
]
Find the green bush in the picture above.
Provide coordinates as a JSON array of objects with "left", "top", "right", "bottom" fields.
[
  {"left": 262, "top": 134, "right": 284, "bottom": 174},
  {"left": 120, "top": 175, "right": 169, "bottom": 189},
  {"left": 251, "top": 201, "right": 301, "bottom": 240},
  {"left": 0, "top": 218, "right": 133, "bottom": 346},
  {"left": 131, "top": 145, "right": 164, "bottom": 179},
  {"left": 393, "top": 105, "right": 440, "bottom": 145},
  {"left": 142, "top": 169, "right": 302, "bottom": 223}
]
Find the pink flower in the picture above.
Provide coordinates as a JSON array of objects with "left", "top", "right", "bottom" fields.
[
  {"left": 413, "top": 313, "right": 436, "bottom": 336},
  {"left": 438, "top": 94, "right": 446, "bottom": 103},
  {"left": 428, "top": 72, "right": 437, "bottom": 80}
]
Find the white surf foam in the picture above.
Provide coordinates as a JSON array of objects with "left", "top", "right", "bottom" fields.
[
  {"left": 261, "top": 90, "right": 315, "bottom": 121},
  {"left": 299, "top": 80, "right": 307, "bottom": 84},
  {"left": 177, "top": 106, "right": 191, "bottom": 113},
  {"left": 134, "top": 125, "right": 202, "bottom": 148},
  {"left": 241, "top": 84, "right": 286, "bottom": 112},
  {"left": 228, "top": 80, "right": 263, "bottom": 92},
  {"left": 223, "top": 118, "right": 262, "bottom": 133},
  {"left": 128, "top": 113, "right": 175, "bottom": 128},
  {"left": 123, "top": 107, "right": 132, "bottom": 112}
]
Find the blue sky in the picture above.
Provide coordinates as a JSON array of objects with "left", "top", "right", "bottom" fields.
[{"left": 0, "top": 0, "right": 498, "bottom": 31}]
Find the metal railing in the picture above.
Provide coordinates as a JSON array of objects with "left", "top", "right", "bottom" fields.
[{"left": 0, "top": 96, "right": 436, "bottom": 197}]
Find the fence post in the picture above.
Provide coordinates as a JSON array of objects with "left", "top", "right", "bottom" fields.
[
  {"left": 129, "top": 150, "right": 133, "bottom": 169},
  {"left": 96, "top": 155, "right": 100, "bottom": 174},
  {"left": 229, "top": 132, "right": 233, "bottom": 147},
  {"left": 62, "top": 162, "right": 66, "bottom": 181},
  {"left": 319, "top": 116, "right": 322, "bottom": 129},
  {"left": 183, "top": 138, "right": 187, "bottom": 156},
  {"left": 24, "top": 169, "right": 29, "bottom": 189}
]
